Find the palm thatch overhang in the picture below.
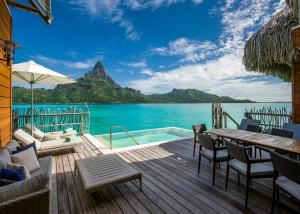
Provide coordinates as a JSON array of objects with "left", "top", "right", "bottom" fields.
[{"left": 243, "top": 3, "right": 298, "bottom": 81}]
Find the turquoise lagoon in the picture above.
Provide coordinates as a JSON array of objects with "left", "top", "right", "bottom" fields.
[{"left": 13, "top": 103, "right": 291, "bottom": 135}]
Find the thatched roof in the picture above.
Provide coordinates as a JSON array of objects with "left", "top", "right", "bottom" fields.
[{"left": 243, "top": 5, "right": 297, "bottom": 81}]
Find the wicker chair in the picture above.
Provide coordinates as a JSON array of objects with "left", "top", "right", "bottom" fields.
[
  {"left": 225, "top": 141, "right": 274, "bottom": 208},
  {"left": 270, "top": 151, "right": 300, "bottom": 213},
  {"left": 238, "top": 119, "right": 260, "bottom": 131},
  {"left": 0, "top": 156, "right": 52, "bottom": 213},
  {"left": 0, "top": 188, "right": 50, "bottom": 214},
  {"left": 197, "top": 134, "right": 228, "bottom": 185},
  {"left": 192, "top": 124, "right": 207, "bottom": 157}
]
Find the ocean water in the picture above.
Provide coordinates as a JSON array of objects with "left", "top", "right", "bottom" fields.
[{"left": 13, "top": 103, "right": 291, "bottom": 135}]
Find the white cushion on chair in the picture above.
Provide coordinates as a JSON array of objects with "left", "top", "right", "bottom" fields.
[
  {"left": 200, "top": 149, "right": 228, "bottom": 160},
  {"left": 276, "top": 176, "right": 300, "bottom": 200},
  {"left": 228, "top": 159, "right": 273, "bottom": 176}
]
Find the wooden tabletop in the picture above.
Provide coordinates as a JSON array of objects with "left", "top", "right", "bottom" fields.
[{"left": 206, "top": 128, "right": 300, "bottom": 154}]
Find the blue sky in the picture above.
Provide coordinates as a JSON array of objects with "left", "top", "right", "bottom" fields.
[{"left": 11, "top": 0, "right": 291, "bottom": 102}]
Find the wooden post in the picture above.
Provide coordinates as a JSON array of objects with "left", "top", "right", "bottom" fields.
[
  {"left": 0, "top": 0, "right": 12, "bottom": 147},
  {"left": 292, "top": 26, "right": 300, "bottom": 123}
]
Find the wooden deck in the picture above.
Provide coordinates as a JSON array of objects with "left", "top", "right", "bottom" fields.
[{"left": 51, "top": 139, "right": 298, "bottom": 214}]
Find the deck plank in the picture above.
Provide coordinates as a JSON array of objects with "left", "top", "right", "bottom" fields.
[{"left": 50, "top": 138, "right": 298, "bottom": 214}]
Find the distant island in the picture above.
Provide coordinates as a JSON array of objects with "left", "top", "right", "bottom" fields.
[{"left": 12, "top": 61, "right": 254, "bottom": 104}]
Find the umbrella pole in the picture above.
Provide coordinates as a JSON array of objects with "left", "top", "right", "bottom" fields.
[{"left": 31, "top": 83, "right": 33, "bottom": 136}]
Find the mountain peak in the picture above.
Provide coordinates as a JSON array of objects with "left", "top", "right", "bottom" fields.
[{"left": 89, "top": 61, "right": 107, "bottom": 78}]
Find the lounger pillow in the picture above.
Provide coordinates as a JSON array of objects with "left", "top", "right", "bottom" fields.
[
  {"left": 13, "top": 129, "right": 42, "bottom": 150},
  {"left": 33, "top": 128, "right": 45, "bottom": 140},
  {"left": 11, "top": 147, "right": 40, "bottom": 173}
]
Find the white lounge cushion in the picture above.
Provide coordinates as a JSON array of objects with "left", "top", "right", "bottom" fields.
[
  {"left": 276, "top": 176, "right": 300, "bottom": 200},
  {"left": 228, "top": 159, "right": 274, "bottom": 176},
  {"left": 25, "top": 123, "right": 45, "bottom": 139},
  {"left": 33, "top": 129, "right": 45, "bottom": 140},
  {"left": 11, "top": 147, "right": 40, "bottom": 173},
  {"left": 39, "top": 138, "right": 83, "bottom": 151},
  {"left": 13, "top": 129, "right": 42, "bottom": 150}
]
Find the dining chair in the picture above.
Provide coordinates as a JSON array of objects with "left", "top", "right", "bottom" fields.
[
  {"left": 238, "top": 119, "right": 261, "bottom": 131},
  {"left": 270, "top": 151, "right": 300, "bottom": 213},
  {"left": 192, "top": 124, "right": 207, "bottom": 157},
  {"left": 245, "top": 124, "right": 262, "bottom": 157},
  {"left": 271, "top": 128, "right": 293, "bottom": 138},
  {"left": 283, "top": 123, "right": 300, "bottom": 140},
  {"left": 197, "top": 133, "right": 228, "bottom": 185},
  {"left": 225, "top": 141, "right": 274, "bottom": 208}
]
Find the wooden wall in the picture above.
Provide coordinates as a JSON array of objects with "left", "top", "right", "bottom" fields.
[{"left": 0, "top": 0, "right": 12, "bottom": 147}]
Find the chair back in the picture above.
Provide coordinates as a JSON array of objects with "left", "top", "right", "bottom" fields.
[
  {"left": 225, "top": 141, "right": 248, "bottom": 163},
  {"left": 246, "top": 124, "right": 261, "bottom": 133},
  {"left": 239, "top": 119, "right": 260, "bottom": 130},
  {"left": 283, "top": 123, "right": 300, "bottom": 140},
  {"left": 270, "top": 151, "right": 300, "bottom": 184},
  {"left": 271, "top": 128, "right": 293, "bottom": 138},
  {"left": 192, "top": 124, "right": 207, "bottom": 135},
  {"left": 197, "top": 134, "right": 215, "bottom": 150},
  {"left": 192, "top": 124, "right": 207, "bottom": 141}
]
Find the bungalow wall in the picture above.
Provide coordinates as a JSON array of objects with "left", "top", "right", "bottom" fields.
[{"left": 0, "top": 0, "right": 12, "bottom": 147}]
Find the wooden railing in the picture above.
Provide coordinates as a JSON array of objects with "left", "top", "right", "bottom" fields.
[
  {"left": 223, "top": 111, "right": 239, "bottom": 129},
  {"left": 213, "top": 103, "right": 292, "bottom": 132},
  {"left": 12, "top": 104, "right": 90, "bottom": 133},
  {"left": 244, "top": 107, "right": 292, "bottom": 132}
]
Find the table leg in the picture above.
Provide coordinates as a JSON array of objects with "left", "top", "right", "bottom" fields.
[{"left": 139, "top": 176, "right": 143, "bottom": 192}]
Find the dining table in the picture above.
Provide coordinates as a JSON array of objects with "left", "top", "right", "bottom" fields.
[{"left": 206, "top": 128, "right": 300, "bottom": 155}]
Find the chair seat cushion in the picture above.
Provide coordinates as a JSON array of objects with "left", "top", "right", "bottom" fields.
[
  {"left": 276, "top": 176, "right": 300, "bottom": 200},
  {"left": 200, "top": 149, "right": 228, "bottom": 160},
  {"left": 228, "top": 159, "right": 273, "bottom": 177},
  {"left": 30, "top": 156, "right": 52, "bottom": 178}
]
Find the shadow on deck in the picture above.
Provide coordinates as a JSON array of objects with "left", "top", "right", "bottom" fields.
[{"left": 51, "top": 138, "right": 298, "bottom": 214}]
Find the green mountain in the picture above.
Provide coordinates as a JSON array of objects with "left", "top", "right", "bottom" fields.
[{"left": 12, "top": 61, "right": 254, "bottom": 104}]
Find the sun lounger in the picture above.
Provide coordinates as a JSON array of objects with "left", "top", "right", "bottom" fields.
[
  {"left": 13, "top": 129, "right": 83, "bottom": 155},
  {"left": 24, "top": 123, "right": 77, "bottom": 141}
]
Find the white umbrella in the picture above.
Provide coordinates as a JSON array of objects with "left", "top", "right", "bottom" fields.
[{"left": 12, "top": 60, "right": 77, "bottom": 134}]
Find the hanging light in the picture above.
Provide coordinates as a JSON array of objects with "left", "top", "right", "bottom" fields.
[{"left": 0, "top": 39, "right": 18, "bottom": 66}]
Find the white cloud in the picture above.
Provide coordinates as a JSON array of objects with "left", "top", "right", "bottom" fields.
[
  {"left": 129, "top": 0, "right": 291, "bottom": 102},
  {"left": 67, "top": 0, "right": 204, "bottom": 41},
  {"left": 141, "top": 69, "right": 155, "bottom": 76},
  {"left": 35, "top": 55, "right": 99, "bottom": 70},
  {"left": 124, "top": 59, "right": 147, "bottom": 68},
  {"left": 152, "top": 38, "right": 217, "bottom": 62}
]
